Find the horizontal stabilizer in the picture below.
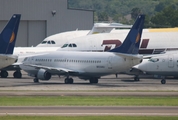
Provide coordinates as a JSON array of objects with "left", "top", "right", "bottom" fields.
[
  {"left": 0, "top": 54, "right": 17, "bottom": 60},
  {"left": 115, "top": 53, "right": 143, "bottom": 59}
]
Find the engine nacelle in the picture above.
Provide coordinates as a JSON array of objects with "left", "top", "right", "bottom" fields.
[{"left": 37, "top": 69, "right": 51, "bottom": 80}]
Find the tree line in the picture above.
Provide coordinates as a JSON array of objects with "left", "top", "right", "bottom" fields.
[{"left": 68, "top": 0, "right": 178, "bottom": 28}]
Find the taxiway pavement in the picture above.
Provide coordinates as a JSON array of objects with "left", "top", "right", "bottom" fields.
[
  {"left": 0, "top": 72, "right": 178, "bottom": 116},
  {"left": 0, "top": 71, "right": 178, "bottom": 91},
  {"left": 0, "top": 106, "right": 178, "bottom": 116}
]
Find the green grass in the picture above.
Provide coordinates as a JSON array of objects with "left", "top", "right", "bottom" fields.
[
  {"left": 0, "top": 116, "right": 178, "bottom": 120},
  {"left": 0, "top": 96, "right": 178, "bottom": 106}
]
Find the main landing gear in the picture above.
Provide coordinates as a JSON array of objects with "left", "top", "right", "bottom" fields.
[
  {"left": 89, "top": 78, "right": 98, "bottom": 84},
  {"left": 161, "top": 79, "right": 166, "bottom": 84},
  {"left": 64, "top": 77, "right": 73, "bottom": 84},
  {"left": 32, "top": 76, "right": 99, "bottom": 84},
  {"left": 134, "top": 75, "right": 140, "bottom": 81},
  {"left": 13, "top": 70, "right": 22, "bottom": 78},
  {"left": 0, "top": 70, "right": 22, "bottom": 78},
  {"left": 33, "top": 77, "right": 39, "bottom": 83},
  {"left": 64, "top": 77, "right": 98, "bottom": 84},
  {"left": 0, "top": 70, "right": 8, "bottom": 78}
]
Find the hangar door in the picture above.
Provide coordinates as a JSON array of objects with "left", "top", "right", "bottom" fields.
[{"left": 15, "top": 20, "right": 46, "bottom": 47}]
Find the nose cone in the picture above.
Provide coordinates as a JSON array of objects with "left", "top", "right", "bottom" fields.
[{"left": 133, "top": 59, "right": 148, "bottom": 72}]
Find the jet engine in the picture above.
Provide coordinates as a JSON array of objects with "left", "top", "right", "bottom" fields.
[{"left": 37, "top": 69, "right": 51, "bottom": 80}]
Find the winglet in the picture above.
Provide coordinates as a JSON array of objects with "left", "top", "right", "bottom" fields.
[
  {"left": 0, "top": 14, "right": 21, "bottom": 54},
  {"left": 109, "top": 14, "right": 145, "bottom": 54}
]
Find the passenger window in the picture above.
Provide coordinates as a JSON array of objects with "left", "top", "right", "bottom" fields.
[
  {"left": 47, "top": 41, "right": 51, "bottom": 44},
  {"left": 73, "top": 44, "right": 77, "bottom": 47},
  {"left": 69, "top": 44, "right": 72, "bottom": 47}
]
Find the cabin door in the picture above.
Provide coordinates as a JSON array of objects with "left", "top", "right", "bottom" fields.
[
  {"left": 168, "top": 55, "right": 174, "bottom": 68},
  {"left": 107, "top": 56, "right": 113, "bottom": 69},
  {"left": 30, "top": 57, "right": 35, "bottom": 64}
]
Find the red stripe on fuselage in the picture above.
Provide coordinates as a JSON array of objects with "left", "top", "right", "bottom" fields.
[{"left": 140, "top": 39, "right": 149, "bottom": 48}]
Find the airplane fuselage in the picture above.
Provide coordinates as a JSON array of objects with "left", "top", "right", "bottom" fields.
[
  {"left": 0, "top": 55, "right": 17, "bottom": 69},
  {"left": 20, "top": 51, "right": 142, "bottom": 79},
  {"left": 13, "top": 47, "right": 60, "bottom": 56},
  {"left": 60, "top": 28, "right": 178, "bottom": 55},
  {"left": 135, "top": 52, "right": 178, "bottom": 76}
]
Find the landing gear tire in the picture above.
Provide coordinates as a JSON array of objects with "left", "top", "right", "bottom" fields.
[
  {"left": 13, "top": 71, "right": 22, "bottom": 78},
  {"left": 33, "top": 78, "right": 39, "bottom": 83},
  {"left": 1, "top": 70, "right": 8, "bottom": 78},
  {"left": 64, "top": 78, "right": 73, "bottom": 84},
  {"left": 89, "top": 78, "right": 98, "bottom": 84},
  {"left": 161, "top": 79, "right": 166, "bottom": 84},
  {"left": 134, "top": 76, "right": 140, "bottom": 81}
]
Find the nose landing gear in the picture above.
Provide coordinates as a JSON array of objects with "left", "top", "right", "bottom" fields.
[{"left": 134, "top": 76, "right": 140, "bottom": 81}]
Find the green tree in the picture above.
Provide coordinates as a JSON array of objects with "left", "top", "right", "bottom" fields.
[
  {"left": 151, "top": 5, "right": 177, "bottom": 27},
  {"left": 131, "top": 7, "right": 141, "bottom": 19},
  {"left": 97, "top": 12, "right": 108, "bottom": 21}
]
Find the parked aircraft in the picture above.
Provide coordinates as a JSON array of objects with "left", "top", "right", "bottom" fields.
[
  {"left": 3, "top": 47, "right": 60, "bottom": 78},
  {"left": 36, "top": 23, "right": 132, "bottom": 47},
  {"left": 60, "top": 28, "right": 178, "bottom": 54},
  {"left": 2, "top": 17, "right": 178, "bottom": 79},
  {"left": 20, "top": 15, "right": 145, "bottom": 84},
  {"left": 1, "top": 22, "right": 132, "bottom": 78},
  {"left": 0, "top": 14, "right": 21, "bottom": 77},
  {"left": 133, "top": 51, "right": 178, "bottom": 84}
]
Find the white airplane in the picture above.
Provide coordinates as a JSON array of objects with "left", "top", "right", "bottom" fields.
[
  {"left": 36, "top": 23, "right": 132, "bottom": 47},
  {"left": 36, "top": 30, "right": 89, "bottom": 47},
  {"left": 2, "top": 19, "right": 178, "bottom": 79},
  {"left": 3, "top": 47, "right": 60, "bottom": 78},
  {"left": 1, "top": 22, "right": 132, "bottom": 78},
  {"left": 20, "top": 15, "right": 145, "bottom": 84},
  {"left": 133, "top": 51, "right": 178, "bottom": 84},
  {"left": 59, "top": 28, "right": 178, "bottom": 54},
  {"left": 0, "top": 14, "right": 21, "bottom": 77}
]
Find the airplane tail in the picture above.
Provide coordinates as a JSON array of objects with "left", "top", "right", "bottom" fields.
[
  {"left": 109, "top": 15, "right": 145, "bottom": 54},
  {"left": 0, "top": 14, "right": 21, "bottom": 54},
  {"left": 87, "top": 23, "right": 132, "bottom": 35}
]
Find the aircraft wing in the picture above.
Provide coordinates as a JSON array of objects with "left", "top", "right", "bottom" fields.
[
  {"left": 115, "top": 53, "right": 143, "bottom": 59},
  {"left": 22, "top": 64, "right": 82, "bottom": 74}
]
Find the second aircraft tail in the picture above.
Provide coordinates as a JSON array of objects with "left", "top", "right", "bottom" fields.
[{"left": 0, "top": 14, "right": 21, "bottom": 54}]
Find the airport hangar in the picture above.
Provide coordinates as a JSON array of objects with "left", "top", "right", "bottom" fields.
[{"left": 0, "top": 0, "right": 94, "bottom": 47}]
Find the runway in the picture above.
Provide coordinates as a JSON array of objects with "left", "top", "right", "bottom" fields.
[{"left": 0, "top": 106, "right": 178, "bottom": 116}]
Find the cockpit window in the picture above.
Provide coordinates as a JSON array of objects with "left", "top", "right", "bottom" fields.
[
  {"left": 149, "top": 58, "right": 159, "bottom": 62},
  {"left": 41, "top": 41, "right": 47, "bottom": 44},
  {"left": 51, "top": 41, "right": 55, "bottom": 44},
  {"left": 69, "top": 44, "right": 72, "bottom": 47},
  {"left": 62, "top": 44, "right": 68, "bottom": 48},
  {"left": 23, "top": 57, "right": 28, "bottom": 62},
  {"left": 47, "top": 41, "right": 51, "bottom": 44},
  {"left": 61, "top": 43, "right": 77, "bottom": 48},
  {"left": 73, "top": 44, "right": 77, "bottom": 47}
]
